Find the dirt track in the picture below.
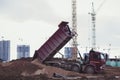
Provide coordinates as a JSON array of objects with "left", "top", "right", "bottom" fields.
[{"left": 0, "top": 58, "right": 120, "bottom": 80}]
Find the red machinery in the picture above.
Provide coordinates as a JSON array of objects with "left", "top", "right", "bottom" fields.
[{"left": 33, "top": 21, "right": 106, "bottom": 74}]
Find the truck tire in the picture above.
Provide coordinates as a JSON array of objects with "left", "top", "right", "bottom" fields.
[
  {"left": 85, "top": 66, "right": 95, "bottom": 74},
  {"left": 71, "top": 65, "right": 80, "bottom": 72}
]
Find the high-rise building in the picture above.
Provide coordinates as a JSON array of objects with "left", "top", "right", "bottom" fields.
[
  {"left": 64, "top": 47, "right": 77, "bottom": 59},
  {"left": 17, "top": 45, "right": 30, "bottom": 59},
  {"left": 0, "top": 40, "right": 10, "bottom": 61}
]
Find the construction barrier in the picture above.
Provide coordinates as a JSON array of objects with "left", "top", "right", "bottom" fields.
[{"left": 106, "top": 60, "right": 120, "bottom": 67}]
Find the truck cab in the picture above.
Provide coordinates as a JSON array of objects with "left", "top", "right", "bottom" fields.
[{"left": 83, "top": 49, "right": 106, "bottom": 73}]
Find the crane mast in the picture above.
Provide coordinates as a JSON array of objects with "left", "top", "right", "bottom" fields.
[
  {"left": 72, "top": 0, "right": 77, "bottom": 59},
  {"left": 89, "top": 2, "right": 96, "bottom": 50},
  {"left": 89, "top": 0, "right": 107, "bottom": 50}
]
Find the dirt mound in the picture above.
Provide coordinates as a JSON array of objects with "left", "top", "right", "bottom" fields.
[
  {"left": 104, "top": 66, "right": 120, "bottom": 76},
  {"left": 31, "top": 58, "right": 81, "bottom": 78},
  {"left": 0, "top": 58, "right": 120, "bottom": 80},
  {"left": 0, "top": 58, "right": 42, "bottom": 76}
]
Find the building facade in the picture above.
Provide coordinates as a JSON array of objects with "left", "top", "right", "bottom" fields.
[
  {"left": 17, "top": 45, "right": 30, "bottom": 59},
  {"left": 0, "top": 40, "right": 10, "bottom": 61},
  {"left": 64, "top": 47, "right": 72, "bottom": 58}
]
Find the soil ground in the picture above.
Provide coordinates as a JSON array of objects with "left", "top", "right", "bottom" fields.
[{"left": 0, "top": 58, "right": 120, "bottom": 80}]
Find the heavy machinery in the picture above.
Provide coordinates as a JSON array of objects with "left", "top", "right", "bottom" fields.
[{"left": 33, "top": 21, "right": 106, "bottom": 74}]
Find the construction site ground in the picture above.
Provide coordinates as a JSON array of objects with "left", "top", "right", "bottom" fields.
[{"left": 0, "top": 58, "right": 120, "bottom": 80}]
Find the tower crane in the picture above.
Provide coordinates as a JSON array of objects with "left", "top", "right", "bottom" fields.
[
  {"left": 71, "top": 0, "right": 78, "bottom": 59},
  {"left": 71, "top": 0, "right": 107, "bottom": 59},
  {"left": 89, "top": 0, "right": 107, "bottom": 50},
  {"left": 89, "top": 2, "right": 96, "bottom": 50}
]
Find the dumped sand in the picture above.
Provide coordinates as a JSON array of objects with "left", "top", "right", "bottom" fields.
[{"left": 0, "top": 57, "right": 120, "bottom": 80}]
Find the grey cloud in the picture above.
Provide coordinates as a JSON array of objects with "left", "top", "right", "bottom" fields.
[
  {"left": 0, "top": 0, "right": 60, "bottom": 23},
  {"left": 96, "top": 16, "right": 120, "bottom": 47}
]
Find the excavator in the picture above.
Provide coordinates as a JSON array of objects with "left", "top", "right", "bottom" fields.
[{"left": 33, "top": 21, "right": 106, "bottom": 74}]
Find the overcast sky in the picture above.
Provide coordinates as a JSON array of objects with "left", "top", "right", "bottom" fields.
[{"left": 0, "top": 0, "right": 120, "bottom": 59}]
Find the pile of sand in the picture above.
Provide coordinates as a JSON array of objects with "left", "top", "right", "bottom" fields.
[{"left": 0, "top": 58, "right": 120, "bottom": 80}]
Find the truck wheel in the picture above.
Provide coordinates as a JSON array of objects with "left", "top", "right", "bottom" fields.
[
  {"left": 71, "top": 65, "right": 80, "bottom": 72},
  {"left": 85, "top": 66, "right": 95, "bottom": 74}
]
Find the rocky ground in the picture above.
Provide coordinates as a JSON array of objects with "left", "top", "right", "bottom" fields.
[{"left": 0, "top": 58, "right": 120, "bottom": 80}]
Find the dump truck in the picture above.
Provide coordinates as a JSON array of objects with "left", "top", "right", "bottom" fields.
[{"left": 33, "top": 21, "right": 106, "bottom": 74}]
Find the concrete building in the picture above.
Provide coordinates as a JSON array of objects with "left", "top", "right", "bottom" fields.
[
  {"left": 64, "top": 47, "right": 72, "bottom": 58},
  {"left": 0, "top": 40, "right": 10, "bottom": 61},
  {"left": 17, "top": 45, "right": 30, "bottom": 59}
]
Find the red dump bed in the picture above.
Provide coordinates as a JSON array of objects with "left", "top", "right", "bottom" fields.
[{"left": 33, "top": 21, "right": 74, "bottom": 63}]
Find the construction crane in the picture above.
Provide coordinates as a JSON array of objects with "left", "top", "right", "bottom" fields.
[
  {"left": 89, "top": 2, "right": 96, "bottom": 50},
  {"left": 71, "top": 0, "right": 107, "bottom": 59},
  {"left": 89, "top": 0, "right": 107, "bottom": 50},
  {"left": 71, "top": 0, "right": 78, "bottom": 59}
]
